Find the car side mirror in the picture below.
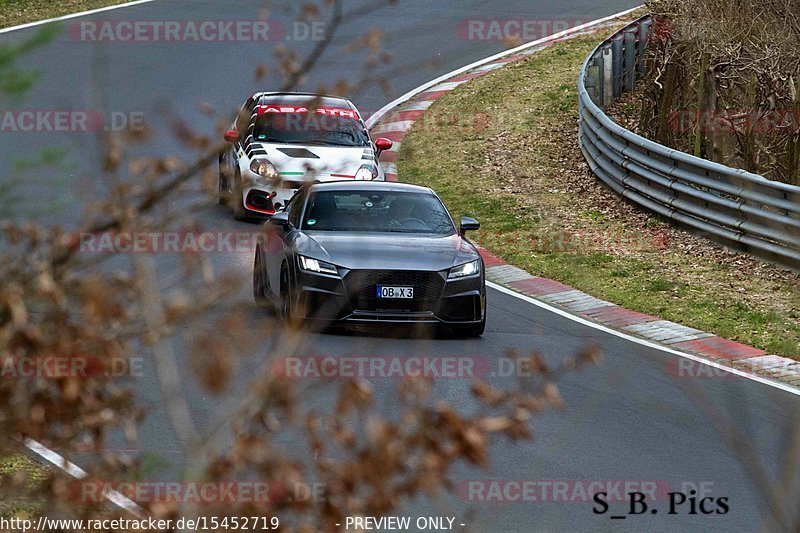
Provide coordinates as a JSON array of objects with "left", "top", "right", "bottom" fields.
[
  {"left": 374, "top": 137, "right": 392, "bottom": 157},
  {"left": 224, "top": 129, "right": 240, "bottom": 143},
  {"left": 459, "top": 216, "right": 480, "bottom": 236},
  {"left": 270, "top": 211, "right": 292, "bottom": 229}
]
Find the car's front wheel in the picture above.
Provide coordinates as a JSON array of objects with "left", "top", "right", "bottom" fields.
[
  {"left": 253, "top": 246, "right": 273, "bottom": 311},
  {"left": 218, "top": 152, "right": 231, "bottom": 205},
  {"left": 280, "top": 265, "right": 303, "bottom": 329},
  {"left": 231, "top": 169, "right": 248, "bottom": 221}
]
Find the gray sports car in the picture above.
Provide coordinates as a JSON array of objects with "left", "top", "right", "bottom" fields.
[{"left": 253, "top": 181, "right": 486, "bottom": 337}]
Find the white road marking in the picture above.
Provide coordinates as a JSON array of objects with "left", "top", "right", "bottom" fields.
[
  {"left": 488, "top": 281, "right": 800, "bottom": 396},
  {"left": 0, "top": 0, "right": 158, "bottom": 35},
  {"left": 23, "top": 437, "right": 146, "bottom": 516}
]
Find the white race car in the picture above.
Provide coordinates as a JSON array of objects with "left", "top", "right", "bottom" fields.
[{"left": 219, "top": 92, "right": 393, "bottom": 220}]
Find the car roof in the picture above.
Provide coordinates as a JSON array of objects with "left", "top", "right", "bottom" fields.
[
  {"left": 252, "top": 92, "right": 356, "bottom": 110},
  {"left": 308, "top": 181, "right": 435, "bottom": 194}
]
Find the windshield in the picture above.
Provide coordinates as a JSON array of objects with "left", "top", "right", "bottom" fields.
[
  {"left": 302, "top": 191, "right": 456, "bottom": 235},
  {"left": 252, "top": 113, "right": 370, "bottom": 147}
]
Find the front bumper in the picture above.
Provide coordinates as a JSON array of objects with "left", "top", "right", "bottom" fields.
[
  {"left": 292, "top": 267, "right": 485, "bottom": 325},
  {"left": 241, "top": 169, "right": 386, "bottom": 217},
  {"left": 240, "top": 183, "right": 296, "bottom": 217}
]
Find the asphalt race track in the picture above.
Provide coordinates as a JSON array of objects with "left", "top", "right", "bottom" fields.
[{"left": 2, "top": 1, "right": 800, "bottom": 531}]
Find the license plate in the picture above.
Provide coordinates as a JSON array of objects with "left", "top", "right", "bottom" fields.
[{"left": 376, "top": 286, "right": 414, "bottom": 299}]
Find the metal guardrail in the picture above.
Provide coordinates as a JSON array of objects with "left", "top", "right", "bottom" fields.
[{"left": 578, "top": 16, "right": 800, "bottom": 271}]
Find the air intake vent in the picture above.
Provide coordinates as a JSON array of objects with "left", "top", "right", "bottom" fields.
[{"left": 276, "top": 148, "right": 320, "bottom": 159}]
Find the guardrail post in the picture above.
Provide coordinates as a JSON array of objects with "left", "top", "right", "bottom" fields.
[
  {"left": 623, "top": 30, "right": 636, "bottom": 92},
  {"left": 637, "top": 19, "right": 651, "bottom": 78},
  {"left": 578, "top": 15, "right": 800, "bottom": 271},
  {"left": 586, "top": 55, "right": 602, "bottom": 106},
  {"left": 611, "top": 36, "right": 623, "bottom": 98},
  {"left": 602, "top": 45, "right": 613, "bottom": 108},
  {"left": 594, "top": 52, "right": 604, "bottom": 107}
]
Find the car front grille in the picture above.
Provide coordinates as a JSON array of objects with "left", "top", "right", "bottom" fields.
[{"left": 343, "top": 270, "right": 445, "bottom": 312}]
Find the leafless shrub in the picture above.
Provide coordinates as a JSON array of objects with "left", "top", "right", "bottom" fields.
[
  {"left": 641, "top": 0, "right": 800, "bottom": 184},
  {"left": 0, "top": 1, "right": 598, "bottom": 530}
]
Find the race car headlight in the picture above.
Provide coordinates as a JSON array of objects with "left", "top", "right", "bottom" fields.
[
  {"left": 448, "top": 260, "right": 481, "bottom": 279},
  {"left": 299, "top": 255, "right": 340, "bottom": 276},
  {"left": 250, "top": 159, "right": 279, "bottom": 184},
  {"left": 354, "top": 165, "right": 378, "bottom": 181}
]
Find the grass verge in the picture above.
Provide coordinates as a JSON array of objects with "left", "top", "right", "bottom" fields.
[
  {"left": 398, "top": 31, "right": 800, "bottom": 358},
  {"left": 0, "top": 0, "right": 130, "bottom": 28},
  {"left": 0, "top": 454, "right": 46, "bottom": 517}
]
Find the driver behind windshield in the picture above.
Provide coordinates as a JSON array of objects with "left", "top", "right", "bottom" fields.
[{"left": 388, "top": 198, "right": 419, "bottom": 228}]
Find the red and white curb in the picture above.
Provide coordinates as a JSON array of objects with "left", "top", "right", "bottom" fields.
[
  {"left": 478, "top": 248, "right": 800, "bottom": 386},
  {"left": 368, "top": 8, "right": 800, "bottom": 390}
]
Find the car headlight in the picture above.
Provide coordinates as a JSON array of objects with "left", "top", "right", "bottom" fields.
[
  {"left": 448, "top": 260, "right": 481, "bottom": 279},
  {"left": 250, "top": 159, "right": 279, "bottom": 185},
  {"left": 299, "top": 255, "right": 340, "bottom": 276},
  {"left": 354, "top": 165, "right": 378, "bottom": 181}
]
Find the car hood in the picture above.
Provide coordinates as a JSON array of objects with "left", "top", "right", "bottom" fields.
[
  {"left": 297, "top": 232, "right": 479, "bottom": 272},
  {"left": 254, "top": 143, "right": 375, "bottom": 177}
]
